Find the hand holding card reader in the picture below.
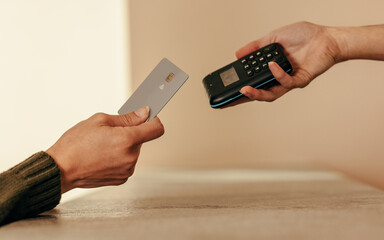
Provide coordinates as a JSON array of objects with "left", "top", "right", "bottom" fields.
[{"left": 202, "top": 43, "right": 292, "bottom": 108}]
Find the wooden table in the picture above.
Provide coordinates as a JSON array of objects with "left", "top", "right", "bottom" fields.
[{"left": 1, "top": 170, "right": 384, "bottom": 240}]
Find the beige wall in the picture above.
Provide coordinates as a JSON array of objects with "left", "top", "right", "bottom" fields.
[
  {"left": 0, "top": 0, "right": 129, "bottom": 175},
  {"left": 129, "top": 0, "right": 384, "bottom": 171}
]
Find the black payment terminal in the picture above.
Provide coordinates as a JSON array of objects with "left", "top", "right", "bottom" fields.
[{"left": 202, "top": 43, "right": 292, "bottom": 108}]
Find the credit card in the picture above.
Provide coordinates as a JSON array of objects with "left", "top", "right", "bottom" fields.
[{"left": 118, "top": 58, "right": 189, "bottom": 120}]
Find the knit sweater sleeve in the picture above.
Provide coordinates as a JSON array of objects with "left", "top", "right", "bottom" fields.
[{"left": 0, "top": 152, "right": 61, "bottom": 225}]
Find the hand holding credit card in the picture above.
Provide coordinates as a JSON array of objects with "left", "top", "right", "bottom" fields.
[{"left": 118, "top": 58, "right": 189, "bottom": 120}]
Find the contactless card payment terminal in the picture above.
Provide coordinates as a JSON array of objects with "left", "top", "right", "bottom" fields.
[{"left": 202, "top": 43, "right": 293, "bottom": 108}]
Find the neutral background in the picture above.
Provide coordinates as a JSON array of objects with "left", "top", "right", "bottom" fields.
[
  {"left": 129, "top": 0, "right": 384, "bottom": 181},
  {"left": 0, "top": 0, "right": 384, "bottom": 183},
  {"left": 0, "top": 0, "right": 129, "bottom": 174}
]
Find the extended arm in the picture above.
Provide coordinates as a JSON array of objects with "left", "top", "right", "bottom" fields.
[
  {"left": 0, "top": 106, "right": 164, "bottom": 225},
  {"left": 233, "top": 22, "right": 384, "bottom": 104}
]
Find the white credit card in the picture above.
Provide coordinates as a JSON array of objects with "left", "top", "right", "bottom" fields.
[{"left": 118, "top": 58, "right": 189, "bottom": 120}]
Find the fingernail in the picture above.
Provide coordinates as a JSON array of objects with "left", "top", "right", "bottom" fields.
[
  {"left": 268, "top": 61, "right": 277, "bottom": 70},
  {"left": 240, "top": 88, "right": 248, "bottom": 95},
  {"left": 134, "top": 106, "right": 149, "bottom": 118}
]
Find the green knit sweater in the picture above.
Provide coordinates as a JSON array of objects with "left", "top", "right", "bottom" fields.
[{"left": 0, "top": 152, "right": 61, "bottom": 225}]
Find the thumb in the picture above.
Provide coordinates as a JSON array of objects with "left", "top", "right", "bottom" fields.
[
  {"left": 129, "top": 117, "right": 165, "bottom": 145},
  {"left": 109, "top": 106, "right": 150, "bottom": 127}
]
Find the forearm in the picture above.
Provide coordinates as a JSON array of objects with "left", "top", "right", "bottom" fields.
[
  {"left": 0, "top": 152, "right": 61, "bottom": 225},
  {"left": 329, "top": 25, "right": 384, "bottom": 62}
]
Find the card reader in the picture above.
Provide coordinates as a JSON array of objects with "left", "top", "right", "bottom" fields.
[{"left": 202, "top": 43, "right": 292, "bottom": 108}]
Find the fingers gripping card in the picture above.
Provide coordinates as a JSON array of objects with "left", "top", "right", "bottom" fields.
[{"left": 118, "top": 58, "right": 189, "bottom": 120}]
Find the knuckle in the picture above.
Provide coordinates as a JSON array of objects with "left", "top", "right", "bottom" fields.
[
  {"left": 120, "top": 177, "right": 129, "bottom": 184},
  {"left": 299, "top": 70, "right": 313, "bottom": 88},
  {"left": 127, "top": 170, "right": 135, "bottom": 178},
  {"left": 284, "top": 82, "right": 295, "bottom": 89},
  {"left": 151, "top": 118, "right": 165, "bottom": 137},
  {"left": 157, "top": 122, "right": 165, "bottom": 136},
  {"left": 121, "top": 114, "right": 135, "bottom": 126},
  {"left": 298, "top": 82, "right": 308, "bottom": 89},
  {"left": 124, "top": 154, "right": 139, "bottom": 167},
  {"left": 92, "top": 112, "right": 108, "bottom": 123},
  {"left": 280, "top": 79, "right": 296, "bottom": 89},
  {"left": 123, "top": 162, "right": 137, "bottom": 172}
]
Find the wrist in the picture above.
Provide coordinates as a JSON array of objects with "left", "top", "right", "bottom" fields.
[
  {"left": 327, "top": 25, "right": 384, "bottom": 62},
  {"left": 46, "top": 148, "right": 75, "bottom": 193},
  {"left": 325, "top": 26, "right": 350, "bottom": 63}
]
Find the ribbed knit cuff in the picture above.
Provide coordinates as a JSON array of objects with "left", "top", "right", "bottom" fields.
[{"left": 0, "top": 152, "right": 61, "bottom": 224}]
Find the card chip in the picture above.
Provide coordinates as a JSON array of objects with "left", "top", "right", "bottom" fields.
[{"left": 166, "top": 72, "right": 175, "bottom": 83}]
